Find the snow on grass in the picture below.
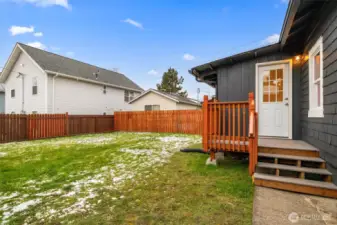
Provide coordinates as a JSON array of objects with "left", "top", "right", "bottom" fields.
[
  {"left": 0, "top": 152, "right": 7, "bottom": 157},
  {"left": 2, "top": 199, "right": 41, "bottom": 224},
  {"left": 0, "top": 132, "right": 201, "bottom": 224}
]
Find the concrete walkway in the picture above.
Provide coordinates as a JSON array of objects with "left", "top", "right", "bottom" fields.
[{"left": 253, "top": 187, "right": 337, "bottom": 225}]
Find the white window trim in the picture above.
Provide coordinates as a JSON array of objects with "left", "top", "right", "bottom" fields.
[{"left": 308, "top": 36, "right": 324, "bottom": 118}]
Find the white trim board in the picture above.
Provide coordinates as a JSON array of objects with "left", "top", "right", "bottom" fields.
[{"left": 255, "top": 59, "right": 293, "bottom": 139}]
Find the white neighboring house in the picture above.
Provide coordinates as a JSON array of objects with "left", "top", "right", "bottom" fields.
[
  {"left": 0, "top": 82, "right": 4, "bottom": 113},
  {"left": 129, "top": 89, "right": 201, "bottom": 111},
  {"left": 0, "top": 43, "right": 143, "bottom": 115}
]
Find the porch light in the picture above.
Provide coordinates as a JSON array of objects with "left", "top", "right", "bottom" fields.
[{"left": 295, "top": 55, "right": 301, "bottom": 61}]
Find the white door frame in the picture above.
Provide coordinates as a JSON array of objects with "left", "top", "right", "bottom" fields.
[{"left": 255, "top": 59, "right": 293, "bottom": 139}]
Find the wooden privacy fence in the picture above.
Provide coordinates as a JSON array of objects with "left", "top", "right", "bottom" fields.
[
  {"left": 114, "top": 110, "right": 203, "bottom": 134},
  {"left": 0, "top": 114, "right": 115, "bottom": 143},
  {"left": 68, "top": 115, "right": 114, "bottom": 135}
]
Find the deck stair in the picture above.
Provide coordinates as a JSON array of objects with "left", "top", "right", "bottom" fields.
[{"left": 253, "top": 139, "right": 337, "bottom": 198}]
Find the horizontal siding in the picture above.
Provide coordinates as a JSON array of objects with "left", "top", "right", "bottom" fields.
[
  {"left": 217, "top": 52, "right": 291, "bottom": 102},
  {"left": 300, "top": 3, "right": 337, "bottom": 185}
]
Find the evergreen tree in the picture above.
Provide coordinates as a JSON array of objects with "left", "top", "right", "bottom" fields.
[{"left": 156, "top": 67, "right": 188, "bottom": 97}]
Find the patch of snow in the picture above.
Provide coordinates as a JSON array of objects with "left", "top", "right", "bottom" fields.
[
  {"left": 2, "top": 199, "right": 41, "bottom": 223},
  {"left": 75, "top": 137, "right": 114, "bottom": 144},
  {"left": 120, "top": 148, "right": 153, "bottom": 155},
  {"left": 60, "top": 190, "right": 97, "bottom": 217},
  {"left": 0, "top": 192, "right": 19, "bottom": 202},
  {"left": 62, "top": 191, "right": 76, "bottom": 197},
  {"left": 158, "top": 136, "right": 190, "bottom": 143},
  {"left": 36, "top": 189, "right": 62, "bottom": 197},
  {"left": 0, "top": 152, "right": 7, "bottom": 157}
]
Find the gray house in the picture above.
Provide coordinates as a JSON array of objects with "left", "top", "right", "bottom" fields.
[
  {"left": 190, "top": 0, "right": 337, "bottom": 197},
  {"left": 0, "top": 83, "right": 4, "bottom": 113}
]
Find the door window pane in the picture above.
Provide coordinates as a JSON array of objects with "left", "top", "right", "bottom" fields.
[
  {"left": 276, "top": 69, "right": 283, "bottom": 102},
  {"left": 263, "top": 69, "right": 284, "bottom": 103}
]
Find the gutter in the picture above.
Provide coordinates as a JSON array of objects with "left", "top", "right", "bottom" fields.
[{"left": 45, "top": 70, "right": 143, "bottom": 93}]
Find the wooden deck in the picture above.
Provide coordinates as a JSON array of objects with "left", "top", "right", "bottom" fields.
[{"left": 258, "top": 138, "right": 319, "bottom": 151}]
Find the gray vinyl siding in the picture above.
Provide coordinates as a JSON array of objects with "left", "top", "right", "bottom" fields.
[
  {"left": 300, "top": 4, "right": 337, "bottom": 185},
  {"left": 216, "top": 52, "right": 301, "bottom": 139},
  {"left": 217, "top": 53, "right": 291, "bottom": 101},
  {"left": 0, "top": 93, "right": 4, "bottom": 113}
]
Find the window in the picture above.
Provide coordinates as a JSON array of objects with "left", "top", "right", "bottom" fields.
[
  {"left": 144, "top": 105, "right": 160, "bottom": 111},
  {"left": 32, "top": 111, "right": 38, "bottom": 114},
  {"left": 308, "top": 36, "right": 324, "bottom": 118},
  {"left": 103, "top": 85, "right": 107, "bottom": 94},
  {"left": 32, "top": 77, "right": 38, "bottom": 95},
  {"left": 124, "top": 91, "right": 135, "bottom": 102},
  {"left": 11, "top": 89, "right": 15, "bottom": 98},
  {"left": 262, "top": 69, "right": 283, "bottom": 103}
]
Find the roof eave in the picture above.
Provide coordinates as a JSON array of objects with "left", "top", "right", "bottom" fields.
[{"left": 280, "top": 0, "right": 301, "bottom": 49}]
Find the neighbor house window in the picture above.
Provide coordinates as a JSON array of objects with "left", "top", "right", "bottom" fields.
[
  {"left": 308, "top": 36, "right": 324, "bottom": 118},
  {"left": 103, "top": 85, "right": 107, "bottom": 94},
  {"left": 144, "top": 105, "right": 160, "bottom": 111},
  {"left": 124, "top": 91, "right": 135, "bottom": 102},
  {"left": 32, "top": 77, "right": 38, "bottom": 95},
  {"left": 11, "top": 89, "right": 15, "bottom": 98}
]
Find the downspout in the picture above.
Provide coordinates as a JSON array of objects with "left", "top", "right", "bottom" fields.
[{"left": 52, "top": 73, "right": 59, "bottom": 113}]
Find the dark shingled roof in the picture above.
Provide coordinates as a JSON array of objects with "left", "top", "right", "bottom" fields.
[{"left": 19, "top": 43, "right": 143, "bottom": 92}]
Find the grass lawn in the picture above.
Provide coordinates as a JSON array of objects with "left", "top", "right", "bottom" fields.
[{"left": 0, "top": 132, "right": 253, "bottom": 224}]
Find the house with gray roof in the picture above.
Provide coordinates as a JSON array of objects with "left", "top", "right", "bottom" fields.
[
  {"left": 128, "top": 89, "right": 201, "bottom": 111},
  {"left": 0, "top": 43, "right": 143, "bottom": 114}
]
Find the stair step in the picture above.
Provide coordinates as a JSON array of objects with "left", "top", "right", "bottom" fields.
[
  {"left": 254, "top": 173, "right": 337, "bottom": 191},
  {"left": 258, "top": 153, "right": 325, "bottom": 163},
  {"left": 257, "top": 162, "right": 331, "bottom": 175}
]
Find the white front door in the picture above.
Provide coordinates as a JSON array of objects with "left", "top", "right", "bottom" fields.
[{"left": 258, "top": 63, "right": 290, "bottom": 137}]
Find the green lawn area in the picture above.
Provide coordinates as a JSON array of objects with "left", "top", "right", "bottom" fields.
[{"left": 0, "top": 132, "right": 253, "bottom": 224}]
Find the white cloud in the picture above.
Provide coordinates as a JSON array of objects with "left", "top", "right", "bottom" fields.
[
  {"left": 66, "top": 51, "right": 75, "bottom": 57},
  {"left": 148, "top": 69, "right": 158, "bottom": 76},
  {"left": 9, "top": 25, "right": 34, "bottom": 36},
  {"left": 262, "top": 34, "right": 280, "bottom": 45},
  {"left": 34, "top": 32, "right": 43, "bottom": 37},
  {"left": 14, "top": 0, "right": 71, "bottom": 10},
  {"left": 183, "top": 53, "right": 195, "bottom": 61},
  {"left": 122, "top": 18, "right": 143, "bottom": 29},
  {"left": 27, "top": 41, "right": 47, "bottom": 50}
]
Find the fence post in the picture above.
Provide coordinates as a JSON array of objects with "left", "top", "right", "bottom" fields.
[
  {"left": 202, "top": 95, "right": 208, "bottom": 152},
  {"left": 65, "top": 112, "right": 69, "bottom": 136}
]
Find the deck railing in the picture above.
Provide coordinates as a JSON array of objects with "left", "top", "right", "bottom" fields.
[
  {"left": 248, "top": 93, "right": 258, "bottom": 175},
  {"left": 202, "top": 92, "right": 258, "bottom": 175}
]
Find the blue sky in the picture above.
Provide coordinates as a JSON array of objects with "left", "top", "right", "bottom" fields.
[{"left": 0, "top": 0, "right": 288, "bottom": 99}]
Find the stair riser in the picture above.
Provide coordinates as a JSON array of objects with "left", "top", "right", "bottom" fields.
[
  {"left": 259, "top": 147, "right": 319, "bottom": 157},
  {"left": 256, "top": 167, "right": 332, "bottom": 182},
  {"left": 258, "top": 158, "right": 323, "bottom": 168},
  {"left": 254, "top": 178, "right": 337, "bottom": 198}
]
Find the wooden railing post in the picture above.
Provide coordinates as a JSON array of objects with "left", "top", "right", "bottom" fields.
[
  {"left": 248, "top": 92, "right": 257, "bottom": 176},
  {"left": 203, "top": 95, "right": 209, "bottom": 152}
]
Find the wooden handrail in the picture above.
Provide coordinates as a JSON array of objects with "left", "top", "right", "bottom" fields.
[{"left": 248, "top": 92, "right": 258, "bottom": 176}]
